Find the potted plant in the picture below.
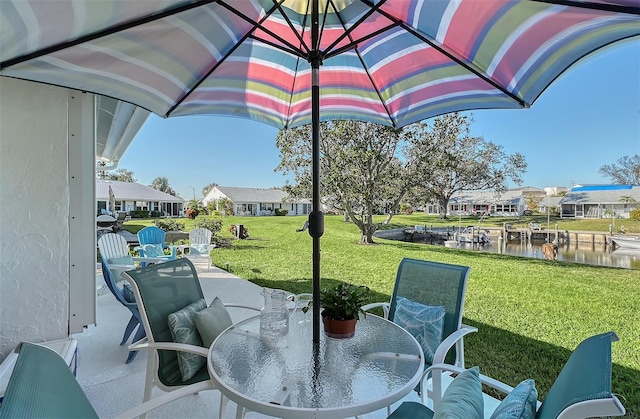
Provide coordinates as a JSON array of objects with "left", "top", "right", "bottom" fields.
[{"left": 305, "top": 283, "right": 370, "bottom": 339}]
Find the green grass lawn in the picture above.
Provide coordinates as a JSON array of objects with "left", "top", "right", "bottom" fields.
[{"left": 124, "top": 214, "right": 639, "bottom": 416}]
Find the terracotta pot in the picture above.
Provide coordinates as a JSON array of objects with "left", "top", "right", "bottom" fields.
[{"left": 322, "top": 315, "right": 357, "bottom": 339}]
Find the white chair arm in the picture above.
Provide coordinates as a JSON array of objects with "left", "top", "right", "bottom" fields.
[
  {"left": 361, "top": 302, "right": 390, "bottom": 319},
  {"left": 223, "top": 303, "right": 261, "bottom": 312},
  {"left": 139, "top": 342, "right": 210, "bottom": 357},
  {"left": 432, "top": 325, "right": 478, "bottom": 366},
  {"left": 115, "top": 380, "right": 216, "bottom": 419},
  {"left": 128, "top": 337, "right": 148, "bottom": 352}
]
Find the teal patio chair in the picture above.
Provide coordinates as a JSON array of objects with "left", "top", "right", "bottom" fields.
[
  {"left": 122, "top": 258, "right": 259, "bottom": 418},
  {"left": 389, "top": 332, "right": 626, "bottom": 418},
  {"left": 0, "top": 342, "right": 216, "bottom": 419},
  {"left": 135, "top": 226, "right": 177, "bottom": 264},
  {"left": 363, "top": 257, "right": 477, "bottom": 399}
]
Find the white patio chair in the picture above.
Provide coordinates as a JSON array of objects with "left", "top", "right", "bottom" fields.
[{"left": 178, "top": 228, "right": 214, "bottom": 270}]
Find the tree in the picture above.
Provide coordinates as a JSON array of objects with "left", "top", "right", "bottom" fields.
[
  {"left": 202, "top": 182, "right": 218, "bottom": 197},
  {"left": 150, "top": 176, "right": 176, "bottom": 196},
  {"left": 98, "top": 168, "right": 136, "bottom": 182},
  {"left": 276, "top": 120, "right": 416, "bottom": 244},
  {"left": 599, "top": 155, "right": 640, "bottom": 185},
  {"left": 405, "top": 113, "right": 527, "bottom": 218}
]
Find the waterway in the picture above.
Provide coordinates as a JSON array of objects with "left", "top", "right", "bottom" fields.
[
  {"left": 452, "top": 240, "right": 640, "bottom": 270},
  {"left": 376, "top": 229, "right": 640, "bottom": 269}
]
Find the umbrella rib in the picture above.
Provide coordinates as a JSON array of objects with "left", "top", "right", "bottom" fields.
[
  {"left": 217, "top": 1, "right": 310, "bottom": 59},
  {"left": 323, "top": 0, "right": 389, "bottom": 55},
  {"left": 324, "top": 23, "right": 399, "bottom": 59},
  {"left": 165, "top": 1, "right": 306, "bottom": 116},
  {"left": 271, "top": 0, "right": 311, "bottom": 56},
  {"left": 529, "top": 0, "right": 640, "bottom": 15},
  {"left": 1, "top": 0, "right": 217, "bottom": 70},
  {"left": 374, "top": 8, "right": 527, "bottom": 107},
  {"left": 329, "top": 1, "right": 397, "bottom": 127}
]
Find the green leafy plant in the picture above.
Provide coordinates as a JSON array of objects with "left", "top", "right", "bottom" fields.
[
  {"left": 303, "top": 283, "right": 370, "bottom": 321},
  {"left": 154, "top": 219, "right": 185, "bottom": 231}
]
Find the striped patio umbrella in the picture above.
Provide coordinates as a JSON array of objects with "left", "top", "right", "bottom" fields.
[{"left": 2, "top": 0, "right": 638, "bottom": 345}]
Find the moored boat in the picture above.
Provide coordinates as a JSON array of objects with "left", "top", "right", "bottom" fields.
[{"left": 611, "top": 235, "right": 640, "bottom": 250}]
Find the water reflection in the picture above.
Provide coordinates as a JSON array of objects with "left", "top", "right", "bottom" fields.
[{"left": 454, "top": 240, "right": 640, "bottom": 269}]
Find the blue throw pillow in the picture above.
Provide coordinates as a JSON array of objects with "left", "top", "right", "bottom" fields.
[
  {"left": 489, "top": 379, "right": 538, "bottom": 419},
  {"left": 394, "top": 296, "right": 445, "bottom": 364},
  {"left": 434, "top": 366, "right": 483, "bottom": 419},
  {"left": 141, "top": 244, "right": 165, "bottom": 258}
]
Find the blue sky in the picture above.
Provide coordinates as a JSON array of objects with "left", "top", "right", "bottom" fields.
[{"left": 119, "top": 41, "right": 640, "bottom": 201}]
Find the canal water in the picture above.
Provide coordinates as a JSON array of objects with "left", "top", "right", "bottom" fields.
[
  {"left": 453, "top": 240, "right": 640, "bottom": 270},
  {"left": 377, "top": 229, "right": 640, "bottom": 269}
]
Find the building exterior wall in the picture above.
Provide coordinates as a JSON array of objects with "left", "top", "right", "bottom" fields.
[{"left": 0, "top": 79, "right": 95, "bottom": 359}]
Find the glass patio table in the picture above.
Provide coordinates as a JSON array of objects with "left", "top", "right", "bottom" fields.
[{"left": 207, "top": 310, "right": 423, "bottom": 418}]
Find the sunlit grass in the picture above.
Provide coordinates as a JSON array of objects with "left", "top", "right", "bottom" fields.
[{"left": 124, "top": 213, "right": 639, "bottom": 416}]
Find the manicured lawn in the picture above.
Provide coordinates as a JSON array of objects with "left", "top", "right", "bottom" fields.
[{"left": 124, "top": 214, "right": 639, "bottom": 416}]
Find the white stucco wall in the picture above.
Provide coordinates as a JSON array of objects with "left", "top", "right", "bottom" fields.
[{"left": 0, "top": 79, "right": 81, "bottom": 359}]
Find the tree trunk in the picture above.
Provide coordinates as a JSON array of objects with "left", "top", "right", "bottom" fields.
[
  {"left": 343, "top": 211, "right": 350, "bottom": 222},
  {"left": 382, "top": 213, "right": 393, "bottom": 225},
  {"left": 359, "top": 223, "right": 376, "bottom": 244}
]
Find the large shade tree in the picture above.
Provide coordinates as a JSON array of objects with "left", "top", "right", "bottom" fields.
[
  {"left": 276, "top": 121, "right": 416, "bottom": 244},
  {"left": 150, "top": 176, "right": 176, "bottom": 196},
  {"left": 98, "top": 168, "right": 136, "bottom": 182},
  {"left": 406, "top": 113, "right": 527, "bottom": 218},
  {"left": 599, "top": 155, "right": 640, "bottom": 185}
]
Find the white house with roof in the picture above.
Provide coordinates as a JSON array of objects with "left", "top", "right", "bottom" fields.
[
  {"left": 448, "top": 189, "right": 526, "bottom": 216},
  {"left": 96, "top": 180, "right": 184, "bottom": 217},
  {"left": 559, "top": 185, "right": 640, "bottom": 218},
  {"left": 203, "top": 186, "right": 311, "bottom": 216}
]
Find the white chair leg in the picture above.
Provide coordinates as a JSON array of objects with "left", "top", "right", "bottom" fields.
[
  {"left": 235, "top": 405, "right": 246, "bottom": 419},
  {"left": 219, "top": 394, "right": 229, "bottom": 418}
]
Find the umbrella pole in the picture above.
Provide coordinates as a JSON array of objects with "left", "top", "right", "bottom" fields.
[{"left": 309, "top": 0, "right": 323, "bottom": 349}]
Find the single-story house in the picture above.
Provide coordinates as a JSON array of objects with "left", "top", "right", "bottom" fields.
[
  {"left": 203, "top": 186, "right": 311, "bottom": 216},
  {"left": 96, "top": 180, "right": 184, "bottom": 217},
  {"left": 559, "top": 184, "right": 640, "bottom": 218},
  {"left": 448, "top": 189, "right": 527, "bottom": 216},
  {"left": 538, "top": 196, "right": 563, "bottom": 214}
]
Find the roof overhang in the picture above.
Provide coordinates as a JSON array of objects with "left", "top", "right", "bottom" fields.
[{"left": 95, "top": 96, "right": 149, "bottom": 171}]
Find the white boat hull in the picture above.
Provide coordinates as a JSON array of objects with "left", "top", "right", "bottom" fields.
[{"left": 611, "top": 236, "right": 640, "bottom": 250}]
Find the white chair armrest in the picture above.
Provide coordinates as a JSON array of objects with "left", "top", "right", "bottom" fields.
[
  {"left": 223, "top": 303, "right": 261, "bottom": 312},
  {"left": 432, "top": 325, "right": 478, "bottom": 366},
  {"left": 362, "top": 302, "right": 390, "bottom": 319},
  {"left": 136, "top": 342, "right": 209, "bottom": 357}
]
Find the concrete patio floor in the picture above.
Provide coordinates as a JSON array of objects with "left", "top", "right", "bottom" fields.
[{"left": 74, "top": 260, "right": 419, "bottom": 418}]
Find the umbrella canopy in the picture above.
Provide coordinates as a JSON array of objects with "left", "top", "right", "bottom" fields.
[{"left": 2, "top": 0, "right": 638, "bottom": 345}]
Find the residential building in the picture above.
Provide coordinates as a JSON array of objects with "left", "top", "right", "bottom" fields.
[
  {"left": 448, "top": 189, "right": 526, "bottom": 216},
  {"left": 96, "top": 180, "right": 184, "bottom": 217},
  {"left": 203, "top": 186, "right": 311, "bottom": 216},
  {"left": 559, "top": 184, "right": 640, "bottom": 218}
]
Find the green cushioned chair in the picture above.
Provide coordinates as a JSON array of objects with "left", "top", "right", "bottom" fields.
[
  {"left": 122, "top": 257, "right": 259, "bottom": 418},
  {"left": 363, "top": 257, "right": 477, "bottom": 404},
  {"left": 389, "top": 332, "right": 626, "bottom": 419},
  {"left": 0, "top": 342, "right": 220, "bottom": 419}
]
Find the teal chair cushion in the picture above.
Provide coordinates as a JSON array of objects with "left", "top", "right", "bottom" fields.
[
  {"left": 394, "top": 296, "right": 445, "bottom": 364},
  {"left": 168, "top": 298, "right": 207, "bottom": 381},
  {"left": 141, "top": 243, "right": 165, "bottom": 258},
  {"left": 388, "top": 401, "right": 435, "bottom": 419},
  {"left": 108, "top": 255, "right": 134, "bottom": 265},
  {"left": 190, "top": 244, "right": 209, "bottom": 255},
  {"left": 433, "top": 366, "right": 483, "bottom": 419},
  {"left": 194, "top": 297, "right": 233, "bottom": 348},
  {"left": 490, "top": 379, "right": 538, "bottom": 419}
]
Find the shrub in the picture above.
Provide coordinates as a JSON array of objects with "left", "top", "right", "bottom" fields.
[
  {"left": 155, "top": 219, "right": 185, "bottom": 231},
  {"left": 130, "top": 210, "right": 149, "bottom": 218},
  {"left": 185, "top": 208, "right": 198, "bottom": 219},
  {"left": 149, "top": 211, "right": 162, "bottom": 217},
  {"left": 399, "top": 203, "right": 414, "bottom": 215},
  {"left": 274, "top": 208, "right": 288, "bottom": 216},
  {"left": 195, "top": 218, "right": 223, "bottom": 238},
  {"left": 630, "top": 208, "right": 640, "bottom": 221}
]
